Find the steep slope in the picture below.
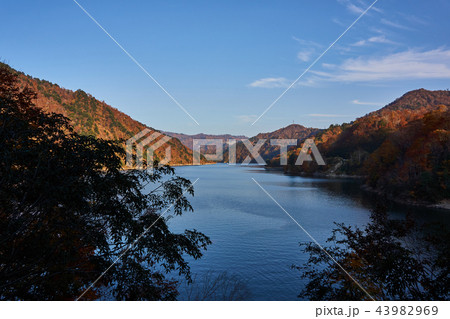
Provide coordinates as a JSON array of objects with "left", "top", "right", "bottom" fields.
[
  {"left": 273, "top": 89, "right": 450, "bottom": 203},
  {"left": 4, "top": 63, "right": 195, "bottom": 165},
  {"left": 327, "top": 89, "right": 450, "bottom": 158},
  {"left": 364, "top": 106, "right": 449, "bottom": 202}
]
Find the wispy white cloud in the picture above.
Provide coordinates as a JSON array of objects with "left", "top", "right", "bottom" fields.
[
  {"left": 313, "top": 48, "right": 450, "bottom": 82},
  {"left": 308, "top": 113, "right": 349, "bottom": 117},
  {"left": 400, "top": 13, "right": 428, "bottom": 26},
  {"left": 338, "top": 0, "right": 382, "bottom": 14},
  {"left": 250, "top": 48, "right": 450, "bottom": 88},
  {"left": 347, "top": 3, "right": 364, "bottom": 14},
  {"left": 332, "top": 18, "right": 346, "bottom": 27},
  {"left": 370, "top": 6, "right": 383, "bottom": 14},
  {"left": 236, "top": 114, "right": 258, "bottom": 123},
  {"left": 248, "top": 77, "right": 289, "bottom": 88},
  {"left": 355, "top": 0, "right": 383, "bottom": 13},
  {"left": 297, "top": 49, "right": 314, "bottom": 62},
  {"left": 380, "top": 18, "right": 413, "bottom": 30},
  {"left": 292, "top": 37, "right": 321, "bottom": 62},
  {"left": 352, "top": 100, "right": 383, "bottom": 106},
  {"left": 352, "top": 35, "right": 398, "bottom": 46},
  {"left": 338, "top": 0, "right": 364, "bottom": 14},
  {"left": 292, "top": 36, "right": 322, "bottom": 48},
  {"left": 352, "top": 40, "right": 366, "bottom": 46},
  {"left": 248, "top": 76, "right": 320, "bottom": 89}
]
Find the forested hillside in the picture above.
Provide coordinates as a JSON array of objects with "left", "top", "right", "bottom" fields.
[
  {"left": 269, "top": 89, "right": 450, "bottom": 203},
  {"left": 2, "top": 62, "right": 194, "bottom": 165},
  {"left": 225, "top": 124, "right": 320, "bottom": 163}
]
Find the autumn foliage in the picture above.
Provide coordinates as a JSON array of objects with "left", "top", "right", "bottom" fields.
[
  {"left": 1, "top": 62, "right": 194, "bottom": 165},
  {"left": 0, "top": 64, "right": 210, "bottom": 300},
  {"left": 271, "top": 89, "right": 450, "bottom": 203}
]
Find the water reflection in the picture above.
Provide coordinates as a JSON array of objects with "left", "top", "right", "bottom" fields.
[{"left": 162, "top": 164, "right": 449, "bottom": 300}]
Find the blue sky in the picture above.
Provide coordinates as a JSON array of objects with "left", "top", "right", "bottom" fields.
[{"left": 1, "top": 0, "right": 450, "bottom": 136}]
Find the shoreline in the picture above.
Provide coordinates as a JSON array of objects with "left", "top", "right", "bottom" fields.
[
  {"left": 265, "top": 166, "right": 450, "bottom": 211},
  {"left": 170, "top": 162, "right": 217, "bottom": 167},
  {"left": 265, "top": 166, "right": 364, "bottom": 180},
  {"left": 361, "top": 184, "right": 450, "bottom": 212},
  {"left": 122, "top": 162, "right": 218, "bottom": 170}
]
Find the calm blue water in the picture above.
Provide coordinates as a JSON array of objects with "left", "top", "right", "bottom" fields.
[{"left": 158, "top": 164, "right": 449, "bottom": 301}]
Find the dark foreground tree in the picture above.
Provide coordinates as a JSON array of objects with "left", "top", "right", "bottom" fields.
[
  {"left": 0, "top": 64, "right": 210, "bottom": 300},
  {"left": 296, "top": 205, "right": 449, "bottom": 301}
]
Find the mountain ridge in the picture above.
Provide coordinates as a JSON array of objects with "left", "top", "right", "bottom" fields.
[
  {"left": 163, "top": 131, "right": 248, "bottom": 151},
  {"left": 3, "top": 62, "right": 196, "bottom": 165},
  {"left": 267, "top": 88, "right": 450, "bottom": 203},
  {"left": 225, "top": 124, "right": 320, "bottom": 163}
]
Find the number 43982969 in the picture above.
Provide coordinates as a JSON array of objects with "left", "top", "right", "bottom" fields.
[{"left": 375, "top": 306, "right": 438, "bottom": 316}]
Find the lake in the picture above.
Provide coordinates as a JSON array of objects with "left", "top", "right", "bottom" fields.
[{"left": 160, "top": 164, "right": 449, "bottom": 301}]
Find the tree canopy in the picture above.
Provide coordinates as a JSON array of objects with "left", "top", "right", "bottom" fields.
[
  {"left": 0, "top": 65, "right": 210, "bottom": 300},
  {"left": 296, "top": 205, "right": 449, "bottom": 301}
]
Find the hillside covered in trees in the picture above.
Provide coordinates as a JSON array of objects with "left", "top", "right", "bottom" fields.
[
  {"left": 224, "top": 124, "right": 320, "bottom": 163},
  {"left": 268, "top": 89, "right": 450, "bottom": 204},
  {"left": 1, "top": 62, "right": 195, "bottom": 165},
  {"left": 0, "top": 64, "right": 210, "bottom": 300}
]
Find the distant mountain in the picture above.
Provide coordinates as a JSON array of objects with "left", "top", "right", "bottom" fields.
[
  {"left": 270, "top": 89, "right": 450, "bottom": 203},
  {"left": 163, "top": 132, "right": 248, "bottom": 151},
  {"left": 253, "top": 124, "right": 319, "bottom": 140},
  {"left": 225, "top": 124, "right": 320, "bottom": 163},
  {"left": 4, "top": 63, "right": 195, "bottom": 165}
]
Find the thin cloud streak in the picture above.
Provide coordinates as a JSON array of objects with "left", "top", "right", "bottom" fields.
[
  {"left": 308, "top": 113, "right": 349, "bottom": 117},
  {"left": 248, "top": 77, "right": 290, "bottom": 88},
  {"left": 292, "top": 36, "right": 322, "bottom": 48},
  {"left": 249, "top": 76, "right": 320, "bottom": 88},
  {"left": 352, "top": 99, "right": 384, "bottom": 106},
  {"left": 380, "top": 18, "right": 413, "bottom": 30},
  {"left": 313, "top": 48, "right": 450, "bottom": 82},
  {"left": 251, "top": 0, "right": 380, "bottom": 125},
  {"left": 236, "top": 114, "right": 258, "bottom": 123},
  {"left": 338, "top": 0, "right": 382, "bottom": 14},
  {"left": 297, "top": 50, "right": 314, "bottom": 62},
  {"left": 338, "top": 0, "right": 364, "bottom": 14},
  {"left": 352, "top": 35, "right": 398, "bottom": 46}
]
